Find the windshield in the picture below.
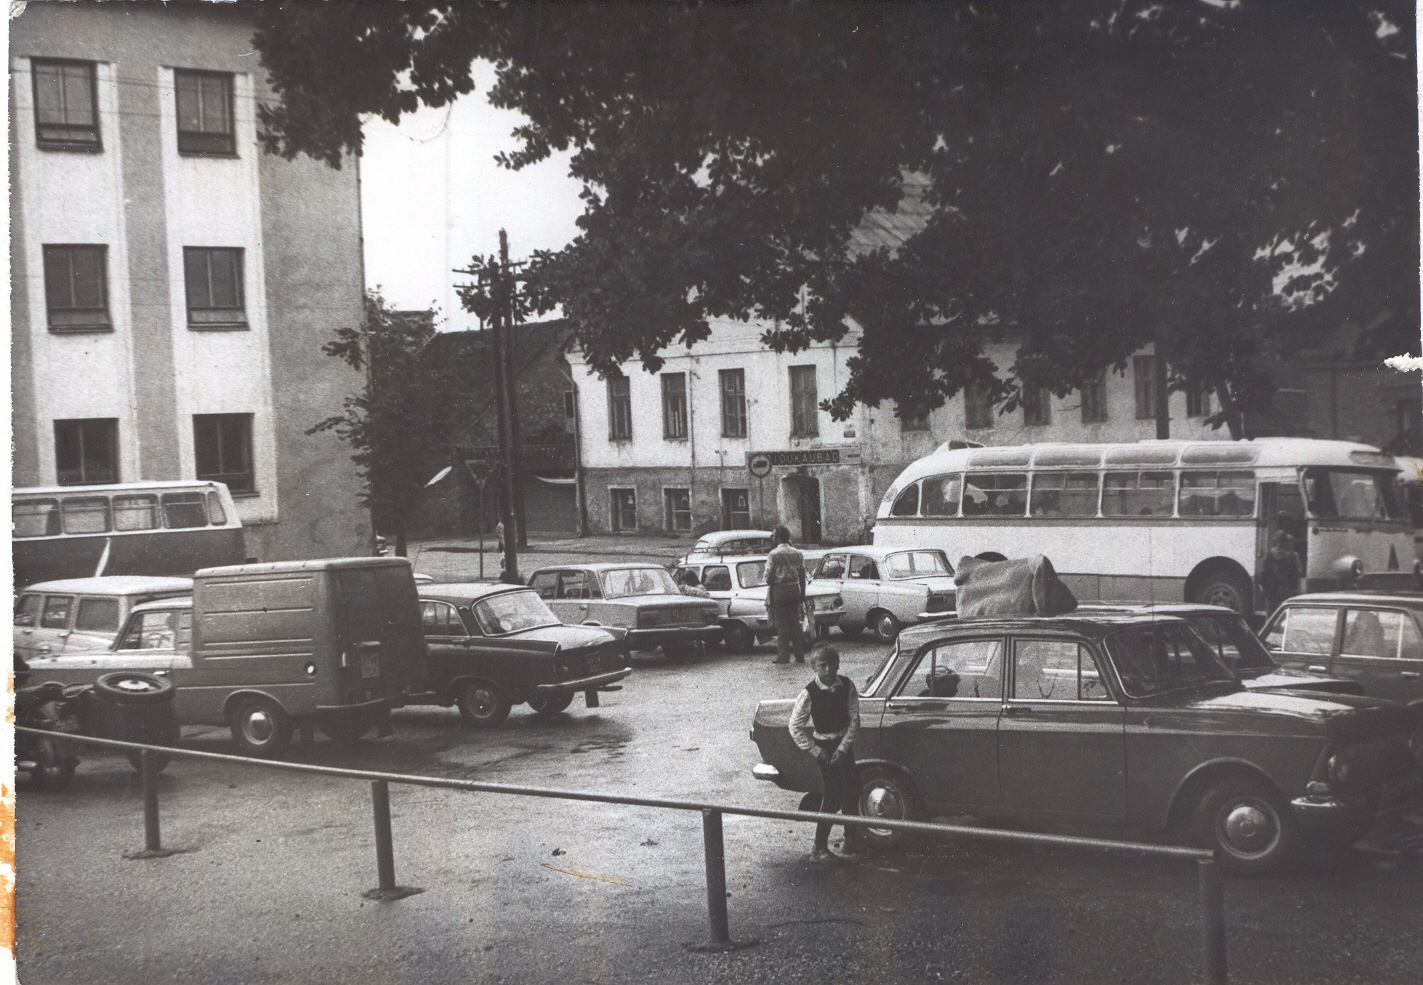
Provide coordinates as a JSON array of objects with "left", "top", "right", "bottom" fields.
[
  {"left": 736, "top": 560, "right": 768, "bottom": 588},
  {"left": 1103, "top": 622, "right": 1238, "bottom": 698},
  {"left": 1303, "top": 468, "right": 1403, "bottom": 521},
  {"left": 471, "top": 590, "right": 560, "bottom": 635},
  {"left": 598, "top": 567, "right": 681, "bottom": 599},
  {"left": 884, "top": 551, "right": 953, "bottom": 579},
  {"left": 1183, "top": 611, "right": 1277, "bottom": 673}
]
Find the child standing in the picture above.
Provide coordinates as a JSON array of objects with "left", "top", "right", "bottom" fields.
[{"left": 788, "top": 644, "right": 863, "bottom": 860}]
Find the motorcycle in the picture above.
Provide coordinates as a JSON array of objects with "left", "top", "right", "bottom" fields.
[{"left": 14, "top": 679, "right": 86, "bottom": 790}]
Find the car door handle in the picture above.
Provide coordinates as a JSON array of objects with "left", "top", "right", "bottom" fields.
[
  {"left": 1307, "top": 665, "right": 1327, "bottom": 673},
  {"left": 1401, "top": 671, "right": 1420, "bottom": 680},
  {"left": 1002, "top": 705, "right": 1032, "bottom": 717},
  {"left": 890, "top": 702, "right": 940, "bottom": 712}
]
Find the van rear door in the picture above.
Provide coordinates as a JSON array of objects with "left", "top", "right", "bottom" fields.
[{"left": 331, "top": 564, "right": 428, "bottom": 701}]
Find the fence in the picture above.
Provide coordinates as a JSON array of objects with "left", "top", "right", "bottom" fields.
[{"left": 16, "top": 728, "right": 1229, "bottom": 984}]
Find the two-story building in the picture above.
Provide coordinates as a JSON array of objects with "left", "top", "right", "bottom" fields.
[{"left": 9, "top": 0, "right": 369, "bottom": 563}]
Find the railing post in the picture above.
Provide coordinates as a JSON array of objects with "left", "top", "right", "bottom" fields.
[
  {"left": 141, "top": 748, "right": 161, "bottom": 852},
  {"left": 1199, "top": 856, "right": 1228, "bottom": 985},
  {"left": 371, "top": 780, "right": 397, "bottom": 893},
  {"left": 701, "top": 808, "right": 731, "bottom": 947}
]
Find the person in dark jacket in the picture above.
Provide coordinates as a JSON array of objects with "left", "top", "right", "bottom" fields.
[
  {"left": 1259, "top": 530, "right": 1303, "bottom": 613},
  {"left": 788, "top": 644, "right": 862, "bottom": 860}
]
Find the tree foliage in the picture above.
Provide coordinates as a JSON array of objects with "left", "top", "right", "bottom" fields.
[
  {"left": 307, "top": 289, "right": 456, "bottom": 555},
  {"left": 257, "top": 0, "right": 1418, "bottom": 437}
]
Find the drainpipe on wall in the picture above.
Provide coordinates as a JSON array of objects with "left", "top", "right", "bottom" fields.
[{"left": 688, "top": 359, "right": 697, "bottom": 534}]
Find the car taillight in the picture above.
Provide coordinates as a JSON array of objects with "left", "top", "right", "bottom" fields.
[{"left": 1328, "top": 752, "right": 1353, "bottom": 785}]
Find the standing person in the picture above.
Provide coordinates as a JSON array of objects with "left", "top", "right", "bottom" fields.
[
  {"left": 789, "top": 644, "right": 862, "bottom": 861},
  {"left": 766, "top": 525, "right": 806, "bottom": 664},
  {"left": 1259, "top": 529, "right": 1303, "bottom": 614}
]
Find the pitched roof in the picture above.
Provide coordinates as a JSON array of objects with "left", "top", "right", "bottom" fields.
[{"left": 847, "top": 172, "right": 934, "bottom": 257}]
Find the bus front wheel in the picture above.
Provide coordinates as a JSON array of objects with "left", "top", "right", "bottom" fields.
[{"left": 1191, "top": 570, "right": 1252, "bottom": 614}]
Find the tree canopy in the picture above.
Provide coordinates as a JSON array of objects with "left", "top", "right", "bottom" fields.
[{"left": 255, "top": 0, "right": 1418, "bottom": 436}]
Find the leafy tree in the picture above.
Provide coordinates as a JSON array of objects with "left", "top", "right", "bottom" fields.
[
  {"left": 257, "top": 0, "right": 1417, "bottom": 438},
  {"left": 308, "top": 289, "right": 456, "bottom": 556}
]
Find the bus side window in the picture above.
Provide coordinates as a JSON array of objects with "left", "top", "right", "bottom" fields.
[
  {"left": 922, "top": 475, "right": 960, "bottom": 516},
  {"left": 14, "top": 594, "right": 42, "bottom": 627},
  {"left": 161, "top": 492, "right": 211, "bottom": 528},
  {"left": 890, "top": 483, "right": 920, "bottom": 517},
  {"left": 113, "top": 494, "right": 160, "bottom": 531},
  {"left": 13, "top": 499, "right": 60, "bottom": 537},
  {"left": 61, "top": 496, "right": 112, "bottom": 534}
]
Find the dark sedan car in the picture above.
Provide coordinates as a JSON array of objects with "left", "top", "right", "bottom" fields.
[
  {"left": 752, "top": 612, "right": 1422, "bottom": 873},
  {"left": 412, "top": 583, "right": 632, "bottom": 726},
  {"left": 1262, "top": 592, "right": 1423, "bottom": 705}
]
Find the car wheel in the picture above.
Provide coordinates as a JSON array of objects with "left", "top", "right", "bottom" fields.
[
  {"left": 528, "top": 693, "right": 575, "bottom": 718},
  {"left": 319, "top": 715, "right": 373, "bottom": 746},
  {"left": 722, "top": 622, "right": 754, "bottom": 653},
  {"left": 93, "top": 672, "right": 174, "bottom": 705},
  {"left": 229, "top": 697, "right": 293, "bottom": 756},
  {"left": 1192, "top": 774, "right": 1300, "bottom": 874},
  {"left": 859, "top": 768, "right": 923, "bottom": 848},
  {"left": 871, "top": 610, "right": 901, "bottom": 643},
  {"left": 1191, "top": 570, "right": 1252, "bottom": 615},
  {"left": 457, "top": 680, "right": 511, "bottom": 727},
  {"left": 838, "top": 622, "right": 864, "bottom": 641},
  {"left": 127, "top": 750, "right": 172, "bottom": 773}
]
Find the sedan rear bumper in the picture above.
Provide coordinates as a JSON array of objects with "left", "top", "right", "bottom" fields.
[{"left": 535, "top": 667, "right": 633, "bottom": 697}]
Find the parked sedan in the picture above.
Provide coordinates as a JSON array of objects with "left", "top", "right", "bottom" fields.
[
  {"left": 752, "top": 612, "right": 1422, "bottom": 873},
  {"left": 1262, "top": 592, "right": 1423, "bottom": 704},
  {"left": 676, "top": 529, "right": 775, "bottom": 566},
  {"left": 808, "top": 545, "right": 957, "bottom": 641},
  {"left": 672, "top": 555, "right": 844, "bottom": 651},
  {"left": 1075, "top": 603, "right": 1362, "bottom": 694},
  {"left": 13, "top": 576, "right": 194, "bottom": 663},
  {"left": 528, "top": 563, "right": 722, "bottom": 660},
  {"left": 410, "top": 583, "right": 632, "bottom": 726}
]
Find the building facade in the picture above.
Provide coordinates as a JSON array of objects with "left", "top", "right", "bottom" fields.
[
  {"left": 9, "top": 1, "right": 369, "bottom": 564},
  {"left": 569, "top": 319, "right": 1228, "bottom": 543}
]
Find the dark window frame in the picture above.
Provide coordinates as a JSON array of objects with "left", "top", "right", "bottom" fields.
[
  {"left": 900, "top": 406, "right": 930, "bottom": 432},
  {"left": 720, "top": 368, "right": 747, "bottom": 438},
  {"left": 1081, "top": 372, "right": 1108, "bottom": 423},
  {"left": 32, "top": 58, "right": 101, "bottom": 151},
  {"left": 184, "top": 247, "right": 247, "bottom": 328},
  {"left": 1134, "top": 355, "right": 1157, "bottom": 420},
  {"left": 174, "top": 69, "right": 236, "bottom": 156},
  {"left": 789, "top": 365, "right": 819, "bottom": 437},
  {"left": 664, "top": 487, "right": 692, "bottom": 532},
  {"left": 43, "top": 244, "right": 112, "bottom": 332},
  {"left": 965, "top": 380, "right": 995, "bottom": 430},
  {"left": 608, "top": 375, "right": 632, "bottom": 441},
  {"left": 1022, "top": 386, "right": 1052, "bottom": 427},
  {"left": 610, "top": 487, "right": 637, "bottom": 532},
  {"left": 721, "top": 488, "right": 751, "bottom": 529},
  {"left": 54, "top": 418, "right": 120, "bottom": 486},
  {"left": 193, "top": 413, "right": 255, "bottom": 494},
  {"left": 661, "top": 372, "right": 688, "bottom": 440}
]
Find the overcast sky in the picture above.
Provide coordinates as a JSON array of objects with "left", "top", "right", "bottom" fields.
[{"left": 360, "top": 62, "right": 584, "bottom": 331}]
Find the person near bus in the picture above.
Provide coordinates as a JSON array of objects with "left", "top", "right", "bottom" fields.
[
  {"left": 766, "top": 525, "right": 807, "bottom": 664},
  {"left": 1259, "top": 530, "right": 1303, "bottom": 614}
]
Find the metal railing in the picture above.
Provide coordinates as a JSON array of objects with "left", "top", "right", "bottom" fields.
[{"left": 16, "top": 728, "right": 1228, "bottom": 984}]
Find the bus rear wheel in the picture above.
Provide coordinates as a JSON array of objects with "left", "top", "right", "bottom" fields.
[{"left": 1191, "top": 570, "right": 1252, "bottom": 614}]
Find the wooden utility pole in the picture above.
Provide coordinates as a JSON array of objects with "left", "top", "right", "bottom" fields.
[{"left": 500, "top": 230, "right": 528, "bottom": 550}]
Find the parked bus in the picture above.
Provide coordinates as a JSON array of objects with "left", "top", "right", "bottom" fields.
[
  {"left": 873, "top": 438, "right": 1418, "bottom": 615},
  {"left": 12, "top": 481, "right": 246, "bottom": 588}
]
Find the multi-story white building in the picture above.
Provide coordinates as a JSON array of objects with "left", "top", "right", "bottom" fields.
[
  {"left": 9, "top": 1, "right": 368, "bottom": 562},
  {"left": 570, "top": 318, "right": 1223, "bottom": 543}
]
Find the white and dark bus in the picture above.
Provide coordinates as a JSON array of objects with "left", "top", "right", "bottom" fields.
[
  {"left": 13, "top": 481, "right": 246, "bottom": 588},
  {"left": 873, "top": 438, "right": 1418, "bottom": 614}
]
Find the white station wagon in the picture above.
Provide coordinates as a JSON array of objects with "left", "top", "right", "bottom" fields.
[
  {"left": 673, "top": 554, "right": 844, "bottom": 651},
  {"left": 807, "top": 545, "right": 957, "bottom": 641}
]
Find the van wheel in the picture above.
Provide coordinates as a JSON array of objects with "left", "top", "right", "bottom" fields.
[
  {"left": 871, "top": 610, "right": 901, "bottom": 643},
  {"left": 94, "top": 672, "right": 173, "bottom": 705},
  {"left": 722, "top": 622, "right": 754, "bottom": 653},
  {"left": 838, "top": 622, "right": 864, "bottom": 640},
  {"left": 528, "top": 693, "right": 575, "bottom": 718},
  {"left": 230, "top": 697, "right": 292, "bottom": 756},
  {"left": 320, "top": 716, "right": 373, "bottom": 746},
  {"left": 1191, "top": 570, "right": 1252, "bottom": 615},
  {"left": 458, "top": 681, "right": 511, "bottom": 727}
]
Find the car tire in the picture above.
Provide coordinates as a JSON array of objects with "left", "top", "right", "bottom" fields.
[
  {"left": 838, "top": 622, "right": 864, "bottom": 641},
  {"left": 93, "top": 672, "right": 174, "bottom": 706},
  {"left": 319, "top": 715, "right": 373, "bottom": 746},
  {"left": 127, "top": 750, "right": 172, "bottom": 773},
  {"left": 528, "top": 693, "right": 575, "bottom": 718},
  {"left": 723, "top": 622, "right": 754, "bottom": 653},
  {"left": 859, "top": 767, "right": 923, "bottom": 849},
  {"left": 1192, "top": 774, "right": 1300, "bottom": 874},
  {"left": 229, "top": 697, "right": 293, "bottom": 756},
  {"left": 457, "top": 680, "right": 511, "bottom": 727},
  {"left": 871, "top": 610, "right": 901, "bottom": 643},
  {"left": 1191, "top": 570, "right": 1253, "bottom": 615}
]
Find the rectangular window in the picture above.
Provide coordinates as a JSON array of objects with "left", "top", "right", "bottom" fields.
[
  {"left": 43, "top": 245, "right": 111, "bottom": 331},
  {"left": 1186, "top": 383, "right": 1211, "bottom": 418},
  {"left": 962, "top": 473, "right": 1028, "bottom": 517},
  {"left": 54, "top": 418, "right": 119, "bottom": 486},
  {"left": 608, "top": 376, "right": 632, "bottom": 440},
  {"left": 563, "top": 390, "right": 575, "bottom": 418},
  {"left": 193, "top": 413, "right": 255, "bottom": 493},
  {"left": 1081, "top": 372, "right": 1108, "bottom": 423},
  {"left": 721, "top": 488, "right": 751, "bottom": 529},
  {"left": 184, "top": 247, "right": 246, "bottom": 327},
  {"left": 32, "top": 59, "right": 100, "bottom": 150},
  {"left": 965, "top": 381, "right": 995, "bottom": 430},
  {"left": 664, "top": 488, "right": 692, "bottom": 532},
  {"left": 1102, "top": 470, "right": 1176, "bottom": 517},
  {"left": 1031, "top": 472, "right": 1100, "bottom": 517},
  {"left": 661, "top": 373, "right": 688, "bottom": 439},
  {"left": 610, "top": 488, "right": 637, "bottom": 532},
  {"left": 1178, "top": 470, "right": 1255, "bottom": 517},
  {"left": 789, "top": 365, "right": 819, "bottom": 437},
  {"left": 900, "top": 406, "right": 930, "bottom": 432},
  {"left": 720, "top": 369, "right": 747, "bottom": 438},
  {"left": 1134, "top": 356, "right": 1157, "bottom": 420},
  {"left": 175, "top": 69, "right": 235, "bottom": 155},
  {"left": 1022, "top": 386, "right": 1051, "bottom": 427}
]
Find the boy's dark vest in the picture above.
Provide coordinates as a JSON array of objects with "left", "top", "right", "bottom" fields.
[{"left": 805, "top": 675, "right": 852, "bottom": 733}]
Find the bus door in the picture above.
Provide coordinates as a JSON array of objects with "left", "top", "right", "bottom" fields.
[{"left": 1256, "top": 481, "right": 1306, "bottom": 580}]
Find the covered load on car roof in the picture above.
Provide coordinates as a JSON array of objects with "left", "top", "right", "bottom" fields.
[{"left": 953, "top": 554, "right": 1078, "bottom": 617}]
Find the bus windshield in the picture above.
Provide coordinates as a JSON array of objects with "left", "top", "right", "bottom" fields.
[{"left": 1302, "top": 469, "right": 1402, "bottom": 521}]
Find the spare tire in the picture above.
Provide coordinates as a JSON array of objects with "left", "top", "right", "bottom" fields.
[{"left": 94, "top": 671, "right": 174, "bottom": 705}]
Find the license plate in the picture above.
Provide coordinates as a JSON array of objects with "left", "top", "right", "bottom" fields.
[{"left": 361, "top": 653, "right": 380, "bottom": 679}]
